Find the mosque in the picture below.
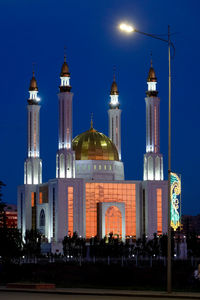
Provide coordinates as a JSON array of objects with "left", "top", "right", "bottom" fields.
[{"left": 17, "top": 56, "right": 168, "bottom": 252}]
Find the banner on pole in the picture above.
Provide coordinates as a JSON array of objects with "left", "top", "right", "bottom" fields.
[{"left": 170, "top": 172, "right": 181, "bottom": 230}]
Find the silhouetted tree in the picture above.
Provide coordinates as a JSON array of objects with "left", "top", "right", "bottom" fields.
[
  {"left": 187, "top": 232, "right": 200, "bottom": 257},
  {"left": 159, "top": 232, "right": 175, "bottom": 257},
  {"left": 0, "top": 228, "right": 23, "bottom": 263},
  {"left": 146, "top": 233, "right": 160, "bottom": 257},
  {"left": 24, "top": 229, "right": 41, "bottom": 258},
  {"left": 63, "top": 232, "right": 86, "bottom": 258}
]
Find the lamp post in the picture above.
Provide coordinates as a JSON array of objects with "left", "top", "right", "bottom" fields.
[{"left": 119, "top": 23, "right": 174, "bottom": 293}]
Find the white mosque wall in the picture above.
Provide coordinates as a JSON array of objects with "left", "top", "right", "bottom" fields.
[
  {"left": 48, "top": 178, "right": 85, "bottom": 243},
  {"left": 142, "top": 180, "right": 168, "bottom": 238},
  {"left": 75, "top": 160, "right": 124, "bottom": 181},
  {"left": 17, "top": 184, "right": 38, "bottom": 238},
  {"left": 18, "top": 178, "right": 168, "bottom": 247}
]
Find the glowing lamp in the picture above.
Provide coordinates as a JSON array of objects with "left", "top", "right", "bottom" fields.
[{"left": 119, "top": 23, "right": 134, "bottom": 33}]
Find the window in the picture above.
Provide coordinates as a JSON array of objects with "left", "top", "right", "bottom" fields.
[
  {"left": 157, "top": 188, "right": 162, "bottom": 235},
  {"left": 68, "top": 187, "right": 73, "bottom": 236},
  {"left": 40, "top": 209, "right": 45, "bottom": 227},
  {"left": 105, "top": 206, "right": 122, "bottom": 237},
  {"left": 85, "top": 183, "right": 136, "bottom": 239},
  {"left": 21, "top": 193, "right": 23, "bottom": 231},
  {"left": 31, "top": 192, "right": 36, "bottom": 230},
  {"left": 39, "top": 192, "right": 43, "bottom": 204},
  {"left": 60, "top": 154, "right": 65, "bottom": 178},
  {"left": 53, "top": 188, "right": 55, "bottom": 238}
]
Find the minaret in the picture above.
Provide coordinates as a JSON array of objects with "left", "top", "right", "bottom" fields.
[
  {"left": 56, "top": 55, "right": 75, "bottom": 178},
  {"left": 108, "top": 71, "right": 122, "bottom": 160},
  {"left": 24, "top": 72, "right": 42, "bottom": 184},
  {"left": 143, "top": 59, "right": 163, "bottom": 180}
]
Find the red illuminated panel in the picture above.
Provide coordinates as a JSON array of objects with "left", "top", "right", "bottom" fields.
[
  {"left": 157, "top": 188, "right": 162, "bottom": 235},
  {"left": 85, "top": 183, "right": 136, "bottom": 239},
  {"left": 68, "top": 187, "right": 73, "bottom": 236}
]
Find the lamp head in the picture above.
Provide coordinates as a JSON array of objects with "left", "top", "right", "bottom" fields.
[{"left": 119, "top": 23, "right": 134, "bottom": 33}]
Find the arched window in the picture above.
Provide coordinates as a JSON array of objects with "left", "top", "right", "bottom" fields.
[
  {"left": 40, "top": 209, "right": 45, "bottom": 227},
  {"left": 60, "top": 153, "right": 65, "bottom": 178},
  {"left": 105, "top": 206, "right": 122, "bottom": 238},
  {"left": 27, "top": 161, "right": 32, "bottom": 184},
  {"left": 148, "top": 156, "right": 153, "bottom": 180}
]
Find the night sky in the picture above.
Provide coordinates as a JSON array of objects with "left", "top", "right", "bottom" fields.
[{"left": 0, "top": 0, "right": 199, "bottom": 215}]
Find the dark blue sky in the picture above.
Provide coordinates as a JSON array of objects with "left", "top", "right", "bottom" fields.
[{"left": 0, "top": 0, "right": 199, "bottom": 215}]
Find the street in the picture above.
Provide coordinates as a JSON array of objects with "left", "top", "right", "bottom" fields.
[{"left": 0, "top": 292, "right": 200, "bottom": 300}]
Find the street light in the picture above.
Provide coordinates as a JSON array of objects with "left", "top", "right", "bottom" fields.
[{"left": 119, "top": 22, "right": 175, "bottom": 293}]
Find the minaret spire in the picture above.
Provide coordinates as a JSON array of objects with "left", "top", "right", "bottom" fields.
[
  {"left": 24, "top": 70, "right": 42, "bottom": 184},
  {"left": 56, "top": 54, "right": 75, "bottom": 178},
  {"left": 143, "top": 59, "right": 163, "bottom": 181},
  {"left": 113, "top": 65, "right": 116, "bottom": 81},
  {"left": 146, "top": 54, "right": 158, "bottom": 97},
  {"left": 64, "top": 46, "right": 67, "bottom": 62},
  {"left": 90, "top": 112, "right": 93, "bottom": 129},
  {"left": 59, "top": 50, "right": 71, "bottom": 93},
  {"left": 108, "top": 67, "right": 122, "bottom": 160}
]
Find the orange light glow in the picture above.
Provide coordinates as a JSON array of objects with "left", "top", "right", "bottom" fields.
[
  {"left": 85, "top": 183, "right": 136, "bottom": 239},
  {"left": 39, "top": 192, "right": 43, "bottom": 204},
  {"left": 157, "top": 188, "right": 162, "bottom": 235},
  {"left": 31, "top": 192, "right": 35, "bottom": 207},
  {"left": 105, "top": 206, "right": 122, "bottom": 237},
  {"left": 68, "top": 187, "right": 73, "bottom": 236}
]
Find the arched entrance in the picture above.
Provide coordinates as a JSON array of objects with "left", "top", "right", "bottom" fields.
[{"left": 105, "top": 206, "right": 122, "bottom": 238}]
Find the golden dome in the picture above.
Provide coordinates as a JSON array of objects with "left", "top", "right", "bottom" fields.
[
  {"left": 72, "top": 127, "right": 119, "bottom": 161},
  {"left": 147, "top": 60, "right": 157, "bottom": 82},
  {"left": 110, "top": 80, "right": 119, "bottom": 95},
  {"left": 29, "top": 72, "right": 38, "bottom": 91},
  {"left": 60, "top": 56, "right": 70, "bottom": 77}
]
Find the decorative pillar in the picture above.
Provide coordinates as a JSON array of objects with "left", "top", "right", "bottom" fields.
[
  {"left": 24, "top": 72, "right": 42, "bottom": 184},
  {"left": 108, "top": 73, "right": 122, "bottom": 160},
  {"left": 56, "top": 55, "right": 75, "bottom": 178},
  {"left": 143, "top": 60, "right": 163, "bottom": 180}
]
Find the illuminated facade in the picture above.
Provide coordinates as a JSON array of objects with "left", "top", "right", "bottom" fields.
[{"left": 18, "top": 57, "right": 168, "bottom": 253}]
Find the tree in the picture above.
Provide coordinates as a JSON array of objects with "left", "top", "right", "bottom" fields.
[
  {"left": 0, "top": 228, "right": 23, "bottom": 263},
  {"left": 186, "top": 232, "right": 200, "bottom": 257},
  {"left": 146, "top": 233, "right": 160, "bottom": 257},
  {"left": 23, "top": 229, "right": 42, "bottom": 258},
  {"left": 159, "top": 234, "right": 168, "bottom": 257},
  {"left": 63, "top": 232, "right": 86, "bottom": 259},
  {"left": 159, "top": 232, "right": 175, "bottom": 257}
]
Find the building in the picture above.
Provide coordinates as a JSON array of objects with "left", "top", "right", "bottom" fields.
[
  {"left": 2, "top": 204, "right": 18, "bottom": 228},
  {"left": 182, "top": 215, "right": 200, "bottom": 236},
  {"left": 17, "top": 56, "right": 168, "bottom": 252}
]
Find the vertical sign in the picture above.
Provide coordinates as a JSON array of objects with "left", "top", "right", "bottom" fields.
[{"left": 170, "top": 172, "right": 181, "bottom": 230}]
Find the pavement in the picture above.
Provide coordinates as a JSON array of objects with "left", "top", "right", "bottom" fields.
[{"left": 0, "top": 287, "right": 200, "bottom": 299}]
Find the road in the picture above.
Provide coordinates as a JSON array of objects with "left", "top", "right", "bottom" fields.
[{"left": 0, "top": 292, "right": 200, "bottom": 300}]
